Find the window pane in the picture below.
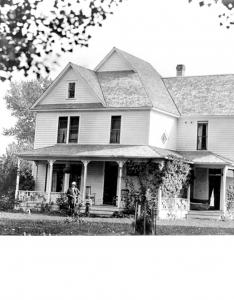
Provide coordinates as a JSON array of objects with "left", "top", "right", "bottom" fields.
[
  {"left": 110, "top": 116, "right": 121, "bottom": 144},
  {"left": 197, "top": 122, "right": 207, "bottom": 150},
  {"left": 57, "top": 117, "right": 68, "bottom": 143},
  {"left": 68, "top": 82, "right": 75, "bottom": 98},
  {"left": 69, "top": 117, "right": 79, "bottom": 143}
]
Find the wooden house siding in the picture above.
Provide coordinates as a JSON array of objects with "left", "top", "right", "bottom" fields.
[
  {"left": 148, "top": 110, "right": 177, "bottom": 150},
  {"left": 177, "top": 116, "right": 234, "bottom": 161},
  {"left": 39, "top": 68, "right": 100, "bottom": 106},
  {"left": 35, "top": 163, "right": 47, "bottom": 191},
  {"left": 97, "top": 51, "right": 132, "bottom": 72},
  {"left": 34, "top": 110, "right": 150, "bottom": 149}
]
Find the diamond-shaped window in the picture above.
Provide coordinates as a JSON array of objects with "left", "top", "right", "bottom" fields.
[{"left": 161, "top": 132, "right": 168, "bottom": 144}]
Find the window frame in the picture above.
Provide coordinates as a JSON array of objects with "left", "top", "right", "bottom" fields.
[
  {"left": 67, "top": 81, "right": 77, "bottom": 100},
  {"left": 57, "top": 115, "right": 80, "bottom": 144},
  {"left": 197, "top": 121, "right": 208, "bottom": 150},
  {"left": 110, "top": 115, "right": 121, "bottom": 144}
]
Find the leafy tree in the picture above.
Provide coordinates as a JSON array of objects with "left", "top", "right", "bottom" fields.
[
  {"left": 0, "top": 142, "right": 34, "bottom": 207},
  {"left": 0, "top": 0, "right": 123, "bottom": 81},
  {"left": 189, "top": 0, "right": 234, "bottom": 28},
  {"left": 3, "top": 77, "right": 51, "bottom": 145}
]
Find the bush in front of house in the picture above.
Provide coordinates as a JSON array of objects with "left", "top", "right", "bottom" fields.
[{"left": 125, "top": 157, "right": 191, "bottom": 234}]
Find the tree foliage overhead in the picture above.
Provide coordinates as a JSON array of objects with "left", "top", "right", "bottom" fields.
[
  {"left": 3, "top": 77, "right": 52, "bottom": 144},
  {"left": 189, "top": 0, "right": 234, "bottom": 28},
  {"left": 0, "top": 0, "right": 123, "bottom": 81}
]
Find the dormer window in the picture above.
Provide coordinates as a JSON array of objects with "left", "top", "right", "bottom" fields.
[{"left": 68, "top": 82, "right": 76, "bottom": 99}]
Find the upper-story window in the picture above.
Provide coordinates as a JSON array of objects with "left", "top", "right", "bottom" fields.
[
  {"left": 68, "top": 82, "right": 76, "bottom": 99},
  {"left": 57, "top": 116, "right": 79, "bottom": 144},
  {"left": 110, "top": 116, "right": 121, "bottom": 144},
  {"left": 197, "top": 121, "right": 208, "bottom": 150}
]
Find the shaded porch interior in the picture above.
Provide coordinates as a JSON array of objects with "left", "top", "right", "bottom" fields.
[{"left": 189, "top": 166, "right": 234, "bottom": 211}]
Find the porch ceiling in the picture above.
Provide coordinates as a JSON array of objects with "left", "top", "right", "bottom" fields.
[
  {"left": 178, "top": 150, "right": 234, "bottom": 166},
  {"left": 18, "top": 144, "right": 184, "bottom": 161}
]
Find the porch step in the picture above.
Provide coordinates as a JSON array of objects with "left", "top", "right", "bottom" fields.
[
  {"left": 187, "top": 210, "right": 223, "bottom": 220},
  {"left": 80, "top": 205, "right": 123, "bottom": 217}
]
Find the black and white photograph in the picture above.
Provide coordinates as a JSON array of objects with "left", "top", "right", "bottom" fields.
[
  {"left": 2, "top": 0, "right": 234, "bottom": 236},
  {"left": 2, "top": 1, "right": 234, "bottom": 300}
]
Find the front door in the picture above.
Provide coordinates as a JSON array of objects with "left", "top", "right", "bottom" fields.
[
  {"left": 209, "top": 169, "right": 221, "bottom": 210},
  {"left": 103, "top": 162, "right": 118, "bottom": 205}
]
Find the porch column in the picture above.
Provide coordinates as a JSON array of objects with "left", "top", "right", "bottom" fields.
[
  {"left": 63, "top": 162, "right": 70, "bottom": 193},
  {"left": 222, "top": 166, "right": 228, "bottom": 212},
  {"left": 15, "top": 158, "right": 21, "bottom": 200},
  {"left": 81, "top": 160, "right": 90, "bottom": 204},
  {"left": 187, "top": 185, "right": 191, "bottom": 211},
  {"left": 157, "top": 186, "right": 162, "bottom": 218},
  {"left": 117, "top": 161, "right": 125, "bottom": 208},
  {"left": 47, "top": 159, "right": 55, "bottom": 203}
]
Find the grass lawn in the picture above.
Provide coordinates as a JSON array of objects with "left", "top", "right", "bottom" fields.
[
  {"left": 2, "top": 212, "right": 234, "bottom": 235},
  {"left": 0, "top": 212, "right": 133, "bottom": 235},
  {"left": 156, "top": 219, "right": 234, "bottom": 235}
]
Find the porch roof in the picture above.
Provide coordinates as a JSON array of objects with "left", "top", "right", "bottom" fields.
[
  {"left": 179, "top": 151, "right": 234, "bottom": 166},
  {"left": 18, "top": 144, "right": 184, "bottom": 161}
]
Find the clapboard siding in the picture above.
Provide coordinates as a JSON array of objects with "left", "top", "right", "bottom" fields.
[
  {"left": 34, "top": 110, "right": 150, "bottom": 149},
  {"left": 149, "top": 110, "right": 177, "bottom": 150},
  {"left": 177, "top": 116, "right": 234, "bottom": 161},
  {"left": 98, "top": 51, "right": 132, "bottom": 72},
  {"left": 39, "top": 67, "right": 100, "bottom": 105},
  {"left": 35, "top": 163, "right": 47, "bottom": 191},
  {"left": 86, "top": 162, "right": 105, "bottom": 205}
]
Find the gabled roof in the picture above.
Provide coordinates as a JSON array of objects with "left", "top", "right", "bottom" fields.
[
  {"left": 32, "top": 63, "right": 105, "bottom": 110},
  {"left": 163, "top": 74, "right": 234, "bottom": 116},
  {"left": 71, "top": 64, "right": 106, "bottom": 106},
  {"left": 95, "top": 47, "right": 180, "bottom": 115},
  {"left": 97, "top": 71, "right": 151, "bottom": 107}
]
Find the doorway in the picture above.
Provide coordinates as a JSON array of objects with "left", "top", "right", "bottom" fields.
[
  {"left": 209, "top": 169, "right": 221, "bottom": 210},
  {"left": 103, "top": 162, "right": 118, "bottom": 205}
]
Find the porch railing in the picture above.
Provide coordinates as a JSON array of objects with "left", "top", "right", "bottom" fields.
[
  {"left": 18, "top": 190, "right": 47, "bottom": 203},
  {"left": 159, "top": 197, "right": 189, "bottom": 219},
  {"left": 18, "top": 190, "right": 67, "bottom": 204}
]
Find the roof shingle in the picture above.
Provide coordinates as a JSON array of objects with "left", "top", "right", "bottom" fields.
[{"left": 163, "top": 74, "right": 234, "bottom": 116}]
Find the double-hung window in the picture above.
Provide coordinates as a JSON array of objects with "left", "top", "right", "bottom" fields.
[
  {"left": 197, "top": 122, "right": 208, "bottom": 150},
  {"left": 68, "top": 82, "right": 76, "bottom": 99},
  {"left": 57, "top": 116, "right": 79, "bottom": 144},
  {"left": 110, "top": 116, "right": 121, "bottom": 144}
]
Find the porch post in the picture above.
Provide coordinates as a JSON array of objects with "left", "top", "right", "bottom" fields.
[
  {"left": 157, "top": 186, "right": 162, "bottom": 218},
  {"left": 81, "top": 160, "right": 90, "bottom": 204},
  {"left": 15, "top": 158, "right": 21, "bottom": 200},
  {"left": 187, "top": 185, "right": 191, "bottom": 211},
  {"left": 222, "top": 166, "right": 228, "bottom": 213},
  {"left": 47, "top": 159, "right": 55, "bottom": 203},
  {"left": 117, "top": 161, "right": 124, "bottom": 208}
]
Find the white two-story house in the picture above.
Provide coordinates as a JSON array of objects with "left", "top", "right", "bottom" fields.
[{"left": 17, "top": 47, "right": 234, "bottom": 218}]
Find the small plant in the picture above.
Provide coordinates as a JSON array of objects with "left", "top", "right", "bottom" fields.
[{"left": 56, "top": 194, "right": 69, "bottom": 211}]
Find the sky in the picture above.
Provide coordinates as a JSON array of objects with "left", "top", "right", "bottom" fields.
[{"left": 0, "top": 0, "right": 233, "bottom": 155}]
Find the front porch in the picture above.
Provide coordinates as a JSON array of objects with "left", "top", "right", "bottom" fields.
[
  {"left": 16, "top": 144, "right": 184, "bottom": 214},
  {"left": 15, "top": 159, "right": 127, "bottom": 213}
]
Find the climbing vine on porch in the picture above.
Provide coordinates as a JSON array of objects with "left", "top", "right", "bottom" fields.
[{"left": 124, "top": 156, "right": 191, "bottom": 198}]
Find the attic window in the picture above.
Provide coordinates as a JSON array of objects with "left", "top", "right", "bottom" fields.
[{"left": 68, "top": 82, "right": 76, "bottom": 99}]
